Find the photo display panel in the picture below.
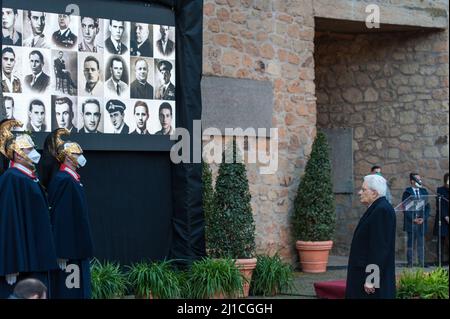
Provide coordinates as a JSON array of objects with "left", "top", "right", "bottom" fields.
[{"left": 2, "top": 0, "right": 176, "bottom": 151}]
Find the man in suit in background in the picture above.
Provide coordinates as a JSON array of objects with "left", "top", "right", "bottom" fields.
[
  {"left": 54, "top": 51, "right": 77, "bottom": 94},
  {"left": 78, "top": 99, "right": 101, "bottom": 134},
  {"left": 26, "top": 99, "right": 47, "bottom": 132},
  {"left": 130, "top": 23, "right": 152, "bottom": 57},
  {"left": 434, "top": 172, "right": 449, "bottom": 266},
  {"left": 79, "top": 17, "right": 103, "bottom": 52},
  {"left": 53, "top": 97, "right": 75, "bottom": 133},
  {"left": 402, "top": 173, "right": 430, "bottom": 267},
  {"left": 23, "top": 11, "right": 50, "bottom": 48},
  {"left": 105, "top": 57, "right": 128, "bottom": 97},
  {"left": 130, "top": 101, "right": 149, "bottom": 135},
  {"left": 3, "top": 96, "right": 15, "bottom": 120},
  {"left": 105, "top": 20, "right": 128, "bottom": 55},
  {"left": 346, "top": 174, "right": 396, "bottom": 299},
  {"left": 25, "top": 50, "right": 50, "bottom": 93},
  {"left": 156, "top": 25, "right": 174, "bottom": 57}
]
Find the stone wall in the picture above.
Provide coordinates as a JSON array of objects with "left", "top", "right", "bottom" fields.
[
  {"left": 202, "top": 0, "right": 317, "bottom": 263},
  {"left": 315, "top": 30, "right": 449, "bottom": 261}
]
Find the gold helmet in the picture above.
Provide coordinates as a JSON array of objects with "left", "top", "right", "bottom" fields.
[
  {"left": 53, "top": 128, "right": 83, "bottom": 164},
  {"left": 0, "top": 119, "right": 36, "bottom": 166}
]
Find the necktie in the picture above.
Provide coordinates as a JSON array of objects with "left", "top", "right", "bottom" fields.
[
  {"left": 31, "top": 38, "right": 35, "bottom": 47},
  {"left": 116, "top": 84, "right": 120, "bottom": 95},
  {"left": 31, "top": 75, "right": 36, "bottom": 86}
]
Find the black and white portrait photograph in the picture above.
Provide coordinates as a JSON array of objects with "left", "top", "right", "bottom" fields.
[
  {"left": 104, "top": 19, "right": 130, "bottom": 55},
  {"left": 2, "top": 46, "right": 23, "bottom": 94},
  {"left": 128, "top": 99, "right": 151, "bottom": 135},
  {"left": 2, "top": 94, "right": 18, "bottom": 121},
  {"left": 2, "top": 8, "right": 23, "bottom": 47},
  {"left": 153, "top": 24, "right": 175, "bottom": 60},
  {"left": 104, "top": 55, "right": 129, "bottom": 98},
  {"left": 77, "top": 96, "right": 104, "bottom": 134},
  {"left": 78, "top": 52, "right": 104, "bottom": 97},
  {"left": 153, "top": 100, "right": 175, "bottom": 135},
  {"left": 11, "top": 94, "right": 51, "bottom": 132},
  {"left": 51, "top": 95, "right": 77, "bottom": 132},
  {"left": 48, "top": 13, "right": 79, "bottom": 50},
  {"left": 22, "top": 10, "right": 51, "bottom": 48},
  {"left": 154, "top": 59, "right": 175, "bottom": 101},
  {"left": 52, "top": 50, "right": 77, "bottom": 95},
  {"left": 22, "top": 47, "right": 52, "bottom": 94},
  {"left": 104, "top": 99, "right": 131, "bottom": 134},
  {"left": 130, "top": 22, "right": 153, "bottom": 57},
  {"left": 78, "top": 16, "right": 104, "bottom": 53},
  {"left": 130, "top": 57, "right": 154, "bottom": 100}
]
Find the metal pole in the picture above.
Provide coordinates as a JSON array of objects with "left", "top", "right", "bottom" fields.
[{"left": 438, "top": 195, "right": 442, "bottom": 268}]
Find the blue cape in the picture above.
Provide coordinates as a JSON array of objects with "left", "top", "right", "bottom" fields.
[
  {"left": 0, "top": 168, "right": 57, "bottom": 275},
  {"left": 48, "top": 171, "right": 94, "bottom": 259}
]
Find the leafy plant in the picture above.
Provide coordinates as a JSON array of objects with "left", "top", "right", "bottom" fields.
[
  {"left": 177, "top": 269, "right": 193, "bottom": 299},
  {"left": 127, "top": 260, "right": 181, "bottom": 299},
  {"left": 397, "top": 268, "right": 449, "bottom": 299},
  {"left": 250, "top": 254, "right": 296, "bottom": 297},
  {"left": 209, "top": 140, "right": 255, "bottom": 259},
  {"left": 188, "top": 257, "right": 244, "bottom": 299},
  {"left": 90, "top": 258, "right": 128, "bottom": 299},
  {"left": 292, "top": 130, "right": 335, "bottom": 241}
]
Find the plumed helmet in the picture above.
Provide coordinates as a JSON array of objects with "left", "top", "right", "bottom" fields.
[
  {"left": 0, "top": 119, "right": 36, "bottom": 166},
  {"left": 52, "top": 128, "right": 83, "bottom": 164}
]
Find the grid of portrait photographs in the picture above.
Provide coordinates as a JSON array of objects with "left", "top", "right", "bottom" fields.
[{"left": 2, "top": 8, "right": 176, "bottom": 136}]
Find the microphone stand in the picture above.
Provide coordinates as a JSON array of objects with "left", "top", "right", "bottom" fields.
[{"left": 414, "top": 179, "right": 448, "bottom": 268}]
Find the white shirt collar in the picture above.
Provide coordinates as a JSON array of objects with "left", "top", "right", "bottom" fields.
[
  {"left": 136, "top": 127, "right": 146, "bottom": 134},
  {"left": 33, "top": 71, "right": 43, "bottom": 81},
  {"left": 2, "top": 70, "right": 14, "bottom": 91},
  {"left": 59, "top": 27, "right": 69, "bottom": 35},
  {"left": 31, "top": 122, "right": 42, "bottom": 131}
]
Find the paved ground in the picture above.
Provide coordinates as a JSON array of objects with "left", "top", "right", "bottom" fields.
[{"left": 252, "top": 256, "right": 449, "bottom": 299}]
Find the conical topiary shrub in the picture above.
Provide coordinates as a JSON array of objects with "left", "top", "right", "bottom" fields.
[
  {"left": 292, "top": 130, "right": 335, "bottom": 273},
  {"left": 208, "top": 140, "right": 256, "bottom": 297},
  {"left": 210, "top": 140, "right": 255, "bottom": 259}
]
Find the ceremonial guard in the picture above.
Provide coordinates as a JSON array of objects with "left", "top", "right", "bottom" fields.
[
  {"left": 45, "top": 129, "right": 94, "bottom": 299},
  {"left": 0, "top": 120, "right": 57, "bottom": 298}
]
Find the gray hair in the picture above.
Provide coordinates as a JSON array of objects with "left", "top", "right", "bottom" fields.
[{"left": 364, "top": 174, "right": 387, "bottom": 197}]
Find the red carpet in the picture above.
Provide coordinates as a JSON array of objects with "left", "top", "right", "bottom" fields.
[{"left": 314, "top": 280, "right": 346, "bottom": 299}]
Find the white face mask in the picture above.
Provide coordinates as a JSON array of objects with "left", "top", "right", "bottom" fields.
[
  {"left": 77, "top": 154, "right": 87, "bottom": 167},
  {"left": 415, "top": 182, "right": 421, "bottom": 188},
  {"left": 27, "top": 149, "right": 41, "bottom": 164}
]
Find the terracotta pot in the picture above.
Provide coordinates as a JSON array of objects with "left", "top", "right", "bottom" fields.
[
  {"left": 295, "top": 240, "right": 333, "bottom": 273},
  {"left": 210, "top": 292, "right": 226, "bottom": 299},
  {"left": 235, "top": 258, "right": 257, "bottom": 298}
]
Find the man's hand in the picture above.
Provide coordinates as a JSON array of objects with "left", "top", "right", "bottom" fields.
[
  {"left": 445, "top": 216, "right": 449, "bottom": 224},
  {"left": 414, "top": 218, "right": 424, "bottom": 225},
  {"left": 57, "top": 258, "right": 68, "bottom": 271},
  {"left": 5, "top": 273, "right": 19, "bottom": 285},
  {"left": 364, "top": 283, "right": 375, "bottom": 295}
]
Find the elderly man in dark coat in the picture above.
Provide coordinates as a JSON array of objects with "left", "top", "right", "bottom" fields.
[{"left": 346, "top": 174, "right": 396, "bottom": 299}]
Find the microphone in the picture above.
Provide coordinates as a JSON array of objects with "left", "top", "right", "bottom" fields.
[{"left": 412, "top": 175, "right": 422, "bottom": 187}]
